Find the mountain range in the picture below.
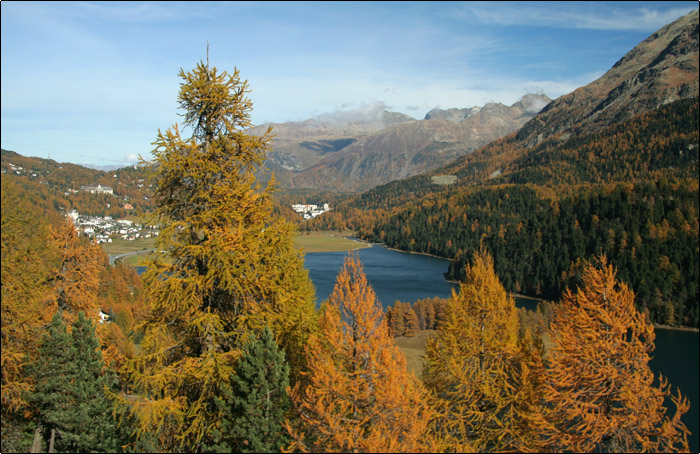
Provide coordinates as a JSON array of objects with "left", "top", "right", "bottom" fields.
[
  {"left": 252, "top": 94, "right": 551, "bottom": 192},
  {"left": 350, "top": 9, "right": 698, "bottom": 208}
]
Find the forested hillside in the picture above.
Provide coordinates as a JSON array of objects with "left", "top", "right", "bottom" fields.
[
  {"left": 367, "top": 180, "right": 699, "bottom": 327},
  {"left": 1, "top": 149, "right": 154, "bottom": 217}
]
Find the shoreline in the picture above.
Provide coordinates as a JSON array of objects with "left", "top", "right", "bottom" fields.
[
  {"left": 383, "top": 245, "right": 451, "bottom": 261},
  {"left": 653, "top": 323, "right": 699, "bottom": 333},
  {"left": 381, "top": 244, "right": 699, "bottom": 333}
]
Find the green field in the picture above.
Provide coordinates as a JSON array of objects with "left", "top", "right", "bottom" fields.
[
  {"left": 393, "top": 330, "right": 436, "bottom": 379},
  {"left": 100, "top": 236, "right": 157, "bottom": 256},
  {"left": 100, "top": 237, "right": 156, "bottom": 266},
  {"left": 294, "top": 231, "right": 371, "bottom": 253},
  {"left": 100, "top": 231, "right": 369, "bottom": 267}
]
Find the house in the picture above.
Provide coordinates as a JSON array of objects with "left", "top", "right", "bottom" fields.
[{"left": 80, "top": 184, "right": 114, "bottom": 195}]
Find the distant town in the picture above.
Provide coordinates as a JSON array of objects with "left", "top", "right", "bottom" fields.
[
  {"left": 68, "top": 210, "right": 158, "bottom": 244},
  {"left": 291, "top": 203, "right": 330, "bottom": 220},
  {"left": 68, "top": 201, "right": 330, "bottom": 243}
]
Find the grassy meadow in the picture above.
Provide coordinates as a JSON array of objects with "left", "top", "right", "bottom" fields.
[
  {"left": 393, "top": 330, "right": 436, "bottom": 379},
  {"left": 294, "top": 231, "right": 371, "bottom": 253},
  {"left": 99, "top": 230, "right": 370, "bottom": 266}
]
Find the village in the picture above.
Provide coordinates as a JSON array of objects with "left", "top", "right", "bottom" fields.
[
  {"left": 291, "top": 203, "right": 330, "bottom": 220},
  {"left": 68, "top": 210, "right": 159, "bottom": 244}
]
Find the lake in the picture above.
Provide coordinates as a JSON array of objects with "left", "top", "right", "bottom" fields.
[{"left": 304, "top": 245, "right": 699, "bottom": 451}]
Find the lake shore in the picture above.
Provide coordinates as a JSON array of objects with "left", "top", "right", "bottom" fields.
[{"left": 295, "top": 231, "right": 373, "bottom": 253}]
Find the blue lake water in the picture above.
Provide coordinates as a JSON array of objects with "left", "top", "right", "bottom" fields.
[
  {"left": 303, "top": 246, "right": 458, "bottom": 308},
  {"left": 303, "top": 245, "right": 699, "bottom": 451},
  {"left": 135, "top": 244, "right": 698, "bottom": 449}
]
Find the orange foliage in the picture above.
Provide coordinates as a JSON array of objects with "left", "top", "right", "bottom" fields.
[
  {"left": 287, "top": 255, "right": 436, "bottom": 452},
  {"left": 542, "top": 257, "right": 690, "bottom": 452},
  {"left": 423, "top": 250, "right": 544, "bottom": 452}
]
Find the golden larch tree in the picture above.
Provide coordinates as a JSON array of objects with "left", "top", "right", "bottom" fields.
[
  {"left": 423, "top": 249, "right": 545, "bottom": 452},
  {"left": 287, "top": 255, "right": 436, "bottom": 453},
  {"left": 542, "top": 256, "right": 690, "bottom": 452},
  {"left": 1, "top": 178, "right": 58, "bottom": 415},
  {"left": 2, "top": 178, "right": 106, "bottom": 416},
  {"left": 47, "top": 220, "right": 105, "bottom": 325},
  {"left": 122, "top": 57, "right": 317, "bottom": 451}
]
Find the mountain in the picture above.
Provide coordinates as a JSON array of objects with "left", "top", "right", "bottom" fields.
[
  {"left": 515, "top": 10, "right": 698, "bottom": 148},
  {"left": 250, "top": 108, "right": 416, "bottom": 176},
  {"left": 1, "top": 149, "right": 154, "bottom": 217},
  {"left": 339, "top": 11, "right": 699, "bottom": 329},
  {"left": 354, "top": 10, "right": 698, "bottom": 205},
  {"left": 263, "top": 94, "right": 550, "bottom": 193}
]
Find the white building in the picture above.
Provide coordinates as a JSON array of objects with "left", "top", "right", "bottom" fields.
[{"left": 80, "top": 184, "right": 114, "bottom": 195}]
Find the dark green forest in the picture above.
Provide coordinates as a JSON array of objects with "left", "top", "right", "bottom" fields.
[{"left": 358, "top": 99, "right": 699, "bottom": 328}]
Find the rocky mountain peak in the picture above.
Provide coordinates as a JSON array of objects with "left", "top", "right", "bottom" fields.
[{"left": 518, "top": 10, "right": 698, "bottom": 147}]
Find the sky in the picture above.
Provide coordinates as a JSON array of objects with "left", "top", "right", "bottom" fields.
[{"left": 1, "top": 1, "right": 697, "bottom": 168}]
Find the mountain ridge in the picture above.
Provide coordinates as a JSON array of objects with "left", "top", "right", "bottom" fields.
[{"left": 272, "top": 94, "right": 550, "bottom": 192}]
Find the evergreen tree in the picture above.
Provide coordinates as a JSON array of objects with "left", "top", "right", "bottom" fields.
[
  {"left": 287, "top": 255, "right": 436, "bottom": 452},
  {"left": 2, "top": 179, "right": 110, "bottom": 453},
  {"left": 542, "top": 256, "right": 690, "bottom": 452},
  {"left": 423, "top": 250, "right": 545, "bottom": 452},
  {"left": 403, "top": 305, "right": 420, "bottom": 337},
  {"left": 206, "top": 326, "right": 291, "bottom": 453},
  {"left": 123, "top": 57, "right": 317, "bottom": 451},
  {"left": 28, "top": 312, "right": 120, "bottom": 453}
]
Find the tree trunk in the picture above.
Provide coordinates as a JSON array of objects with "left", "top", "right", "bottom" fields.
[
  {"left": 30, "top": 426, "right": 43, "bottom": 453},
  {"left": 48, "top": 428, "right": 56, "bottom": 453}
]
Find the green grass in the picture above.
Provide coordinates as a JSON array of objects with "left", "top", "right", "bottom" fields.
[
  {"left": 294, "top": 231, "right": 371, "bottom": 253},
  {"left": 100, "top": 236, "right": 157, "bottom": 256},
  {"left": 100, "top": 231, "right": 369, "bottom": 266},
  {"left": 393, "top": 330, "right": 436, "bottom": 379}
]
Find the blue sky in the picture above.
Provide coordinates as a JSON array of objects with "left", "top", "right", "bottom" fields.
[{"left": 1, "top": 1, "right": 697, "bottom": 167}]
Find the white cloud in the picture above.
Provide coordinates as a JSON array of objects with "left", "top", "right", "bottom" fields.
[
  {"left": 313, "top": 102, "right": 391, "bottom": 125},
  {"left": 466, "top": 3, "right": 696, "bottom": 31}
]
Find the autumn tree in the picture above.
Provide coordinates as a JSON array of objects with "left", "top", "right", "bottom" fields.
[
  {"left": 541, "top": 256, "right": 690, "bottom": 452},
  {"left": 423, "top": 250, "right": 544, "bottom": 452},
  {"left": 1, "top": 178, "right": 57, "bottom": 419},
  {"left": 287, "top": 255, "right": 436, "bottom": 452},
  {"left": 122, "top": 57, "right": 317, "bottom": 451},
  {"left": 205, "top": 326, "right": 291, "bottom": 453},
  {"left": 2, "top": 178, "right": 110, "bottom": 452},
  {"left": 386, "top": 300, "right": 405, "bottom": 337},
  {"left": 47, "top": 220, "right": 105, "bottom": 325},
  {"left": 403, "top": 304, "right": 420, "bottom": 337}
]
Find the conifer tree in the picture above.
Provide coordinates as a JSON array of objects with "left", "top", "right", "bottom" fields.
[
  {"left": 2, "top": 178, "right": 57, "bottom": 416},
  {"left": 423, "top": 250, "right": 544, "bottom": 452},
  {"left": 2, "top": 179, "right": 109, "bottom": 452},
  {"left": 48, "top": 220, "right": 105, "bottom": 325},
  {"left": 386, "top": 301, "right": 405, "bottom": 337},
  {"left": 123, "top": 57, "right": 317, "bottom": 451},
  {"left": 206, "top": 326, "right": 291, "bottom": 453},
  {"left": 28, "top": 312, "right": 120, "bottom": 453},
  {"left": 403, "top": 304, "right": 420, "bottom": 337},
  {"left": 542, "top": 256, "right": 690, "bottom": 452},
  {"left": 287, "top": 255, "right": 436, "bottom": 453}
]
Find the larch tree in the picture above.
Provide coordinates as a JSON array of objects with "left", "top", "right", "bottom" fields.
[
  {"left": 122, "top": 57, "right": 317, "bottom": 451},
  {"left": 2, "top": 178, "right": 108, "bottom": 452},
  {"left": 422, "top": 250, "right": 545, "bottom": 452},
  {"left": 1, "top": 178, "right": 57, "bottom": 417},
  {"left": 287, "top": 255, "right": 436, "bottom": 453},
  {"left": 542, "top": 256, "right": 690, "bottom": 452},
  {"left": 47, "top": 220, "right": 105, "bottom": 325}
]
